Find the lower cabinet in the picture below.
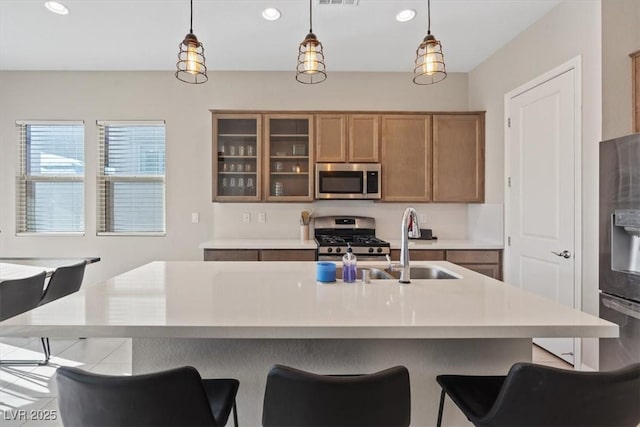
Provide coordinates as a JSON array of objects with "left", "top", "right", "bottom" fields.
[
  {"left": 204, "top": 248, "right": 502, "bottom": 278},
  {"left": 259, "top": 250, "right": 316, "bottom": 261},
  {"left": 204, "top": 249, "right": 316, "bottom": 262},
  {"left": 445, "top": 250, "right": 502, "bottom": 280},
  {"left": 204, "top": 250, "right": 259, "bottom": 261},
  {"left": 390, "top": 249, "right": 502, "bottom": 279},
  {"left": 389, "top": 249, "right": 444, "bottom": 261}
]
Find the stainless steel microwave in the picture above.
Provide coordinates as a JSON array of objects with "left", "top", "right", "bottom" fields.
[{"left": 315, "top": 163, "right": 381, "bottom": 200}]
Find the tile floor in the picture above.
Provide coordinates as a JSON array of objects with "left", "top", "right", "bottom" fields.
[{"left": 0, "top": 338, "right": 567, "bottom": 426}]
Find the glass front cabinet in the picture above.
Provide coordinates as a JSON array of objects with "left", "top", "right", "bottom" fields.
[
  {"left": 212, "top": 113, "right": 314, "bottom": 202},
  {"left": 212, "top": 114, "right": 262, "bottom": 201},
  {"left": 264, "top": 114, "right": 314, "bottom": 201}
]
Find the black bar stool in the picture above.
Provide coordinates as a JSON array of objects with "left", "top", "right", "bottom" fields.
[
  {"left": 436, "top": 362, "right": 640, "bottom": 426},
  {"left": 262, "top": 364, "right": 410, "bottom": 427},
  {"left": 57, "top": 365, "right": 239, "bottom": 426}
]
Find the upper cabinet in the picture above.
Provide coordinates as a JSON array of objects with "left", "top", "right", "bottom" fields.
[
  {"left": 381, "top": 115, "right": 432, "bottom": 202},
  {"left": 212, "top": 113, "right": 262, "bottom": 202},
  {"left": 315, "top": 114, "right": 379, "bottom": 163},
  {"left": 264, "top": 114, "right": 314, "bottom": 201},
  {"left": 315, "top": 115, "right": 347, "bottom": 162},
  {"left": 432, "top": 114, "right": 485, "bottom": 202},
  {"left": 213, "top": 111, "right": 484, "bottom": 203},
  {"left": 348, "top": 115, "right": 379, "bottom": 163}
]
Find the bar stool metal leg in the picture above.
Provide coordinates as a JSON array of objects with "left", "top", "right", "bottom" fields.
[{"left": 436, "top": 388, "right": 446, "bottom": 427}]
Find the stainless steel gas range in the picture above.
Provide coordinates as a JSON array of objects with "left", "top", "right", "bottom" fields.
[{"left": 314, "top": 216, "right": 390, "bottom": 261}]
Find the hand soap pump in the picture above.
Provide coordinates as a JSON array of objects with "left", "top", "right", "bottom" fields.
[{"left": 342, "top": 244, "right": 357, "bottom": 283}]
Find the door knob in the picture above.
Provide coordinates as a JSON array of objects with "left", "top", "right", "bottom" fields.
[{"left": 551, "top": 250, "right": 572, "bottom": 259}]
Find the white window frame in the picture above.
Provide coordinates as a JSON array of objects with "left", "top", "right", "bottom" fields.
[
  {"left": 15, "top": 120, "right": 85, "bottom": 236},
  {"left": 97, "top": 120, "right": 166, "bottom": 236}
]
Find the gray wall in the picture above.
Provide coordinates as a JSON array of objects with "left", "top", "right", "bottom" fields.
[
  {"left": 467, "top": 0, "right": 602, "bottom": 369},
  {"left": 602, "top": 0, "right": 640, "bottom": 139}
]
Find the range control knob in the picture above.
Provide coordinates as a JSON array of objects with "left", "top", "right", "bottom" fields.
[
  {"left": 327, "top": 247, "right": 333, "bottom": 253},
  {"left": 368, "top": 248, "right": 374, "bottom": 253},
  {"left": 336, "top": 248, "right": 342, "bottom": 254},
  {"left": 377, "top": 247, "right": 383, "bottom": 253}
]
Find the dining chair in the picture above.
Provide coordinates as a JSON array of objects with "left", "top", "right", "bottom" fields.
[
  {"left": 435, "top": 362, "right": 640, "bottom": 427},
  {"left": 56, "top": 365, "right": 239, "bottom": 427},
  {"left": 262, "top": 364, "right": 410, "bottom": 427},
  {"left": 0, "top": 271, "right": 49, "bottom": 366},
  {"left": 37, "top": 260, "right": 87, "bottom": 363},
  {"left": 39, "top": 260, "right": 86, "bottom": 305}
]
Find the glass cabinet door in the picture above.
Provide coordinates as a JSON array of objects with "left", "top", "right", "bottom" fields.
[
  {"left": 213, "top": 114, "right": 261, "bottom": 201},
  {"left": 264, "top": 114, "right": 314, "bottom": 201}
]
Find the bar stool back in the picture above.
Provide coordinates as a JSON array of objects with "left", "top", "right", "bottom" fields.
[
  {"left": 262, "top": 364, "right": 410, "bottom": 427},
  {"left": 436, "top": 362, "right": 640, "bottom": 427},
  {"left": 57, "top": 366, "right": 239, "bottom": 427}
]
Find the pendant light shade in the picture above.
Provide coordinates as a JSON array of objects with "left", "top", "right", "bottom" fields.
[
  {"left": 176, "top": 0, "right": 208, "bottom": 84},
  {"left": 413, "top": 0, "right": 446, "bottom": 85},
  {"left": 296, "top": 0, "right": 326, "bottom": 84}
]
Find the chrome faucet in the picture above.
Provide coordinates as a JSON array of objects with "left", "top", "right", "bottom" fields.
[{"left": 400, "top": 207, "right": 418, "bottom": 283}]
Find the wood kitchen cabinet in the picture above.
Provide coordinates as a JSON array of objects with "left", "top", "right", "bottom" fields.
[
  {"left": 432, "top": 114, "right": 485, "bottom": 202},
  {"left": 259, "top": 250, "right": 316, "bottom": 261},
  {"left": 390, "top": 249, "right": 444, "bottom": 261},
  {"left": 381, "top": 115, "right": 432, "bottom": 201},
  {"left": 389, "top": 248, "right": 501, "bottom": 279},
  {"left": 315, "top": 115, "right": 347, "bottom": 162},
  {"left": 264, "top": 114, "right": 314, "bottom": 201},
  {"left": 212, "top": 113, "right": 262, "bottom": 202},
  {"left": 445, "top": 250, "right": 502, "bottom": 279},
  {"left": 204, "top": 249, "right": 260, "bottom": 261},
  {"left": 204, "top": 249, "right": 316, "bottom": 261},
  {"left": 315, "top": 114, "right": 379, "bottom": 163}
]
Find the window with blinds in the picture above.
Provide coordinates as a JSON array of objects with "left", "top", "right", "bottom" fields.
[
  {"left": 97, "top": 121, "right": 166, "bottom": 235},
  {"left": 16, "top": 121, "right": 85, "bottom": 234}
]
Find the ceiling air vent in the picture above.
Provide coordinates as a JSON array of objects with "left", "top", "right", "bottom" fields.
[{"left": 316, "top": 0, "right": 359, "bottom": 5}]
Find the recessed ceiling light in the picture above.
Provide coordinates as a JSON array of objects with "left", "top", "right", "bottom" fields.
[
  {"left": 262, "top": 8, "right": 281, "bottom": 21},
  {"left": 396, "top": 9, "right": 416, "bottom": 22},
  {"left": 45, "top": 1, "right": 69, "bottom": 15}
]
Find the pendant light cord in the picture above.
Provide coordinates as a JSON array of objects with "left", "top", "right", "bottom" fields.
[
  {"left": 309, "top": 0, "right": 313, "bottom": 33},
  {"left": 427, "top": 0, "right": 431, "bottom": 35},
  {"left": 190, "top": 0, "right": 193, "bottom": 33}
]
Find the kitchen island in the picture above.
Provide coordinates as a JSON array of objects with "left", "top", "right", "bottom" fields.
[{"left": 0, "top": 261, "right": 617, "bottom": 426}]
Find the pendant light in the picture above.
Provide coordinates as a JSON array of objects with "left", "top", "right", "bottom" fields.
[
  {"left": 176, "top": 0, "right": 208, "bottom": 84},
  {"left": 413, "top": 0, "right": 447, "bottom": 85},
  {"left": 296, "top": 0, "right": 326, "bottom": 84}
]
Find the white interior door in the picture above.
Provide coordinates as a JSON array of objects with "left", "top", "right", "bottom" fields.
[{"left": 506, "top": 68, "right": 577, "bottom": 364}]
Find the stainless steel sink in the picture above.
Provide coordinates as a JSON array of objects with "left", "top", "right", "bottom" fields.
[
  {"left": 335, "top": 266, "right": 459, "bottom": 280},
  {"left": 385, "top": 266, "right": 459, "bottom": 280},
  {"left": 335, "top": 267, "right": 394, "bottom": 280}
]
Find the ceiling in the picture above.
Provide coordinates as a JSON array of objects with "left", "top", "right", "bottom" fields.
[{"left": 0, "top": 0, "right": 560, "bottom": 73}]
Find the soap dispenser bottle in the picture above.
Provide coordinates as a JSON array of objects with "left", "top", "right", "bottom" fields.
[{"left": 342, "top": 245, "right": 357, "bottom": 283}]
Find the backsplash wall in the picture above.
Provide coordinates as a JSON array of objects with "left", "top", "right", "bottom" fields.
[{"left": 212, "top": 202, "right": 469, "bottom": 241}]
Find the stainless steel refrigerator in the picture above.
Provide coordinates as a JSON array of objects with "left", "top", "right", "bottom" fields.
[{"left": 599, "top": 133, "right": 640, "bottom": 370}]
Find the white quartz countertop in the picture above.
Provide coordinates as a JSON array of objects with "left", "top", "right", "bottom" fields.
[
  {"left": 199, "top": 239, "right": 503, "bottom": 250},
  {"left": 199, "top": 239, "right": 317, "bottom": 250},
  {"left": 0, "top": 261, "right": 615, "bottom": 340}
]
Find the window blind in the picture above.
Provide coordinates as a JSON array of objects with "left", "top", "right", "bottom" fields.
[
  {"left": 97, "top": 121, "right": 166, "bottom": 234},
  {"left": 16, "top": 121, "right": 85, "bottom": 233}
]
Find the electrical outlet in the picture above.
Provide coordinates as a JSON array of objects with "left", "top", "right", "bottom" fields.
[
  {"left": 419, "top": 213, "right": 427, "bottom": 224},
  {"left": 191, "top": 212, "right": 199, "bottom": 223},
  {"left": 242, "top": 212, "right": 251, "bottom": 223},
  {"left": 258, "top": 212, "right": 266, "bottom": 223}
]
